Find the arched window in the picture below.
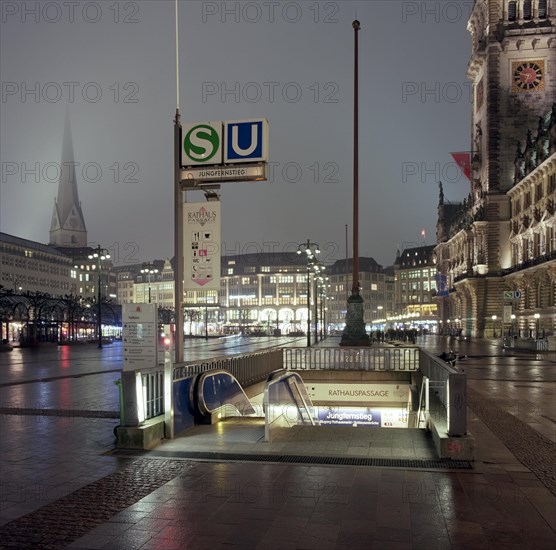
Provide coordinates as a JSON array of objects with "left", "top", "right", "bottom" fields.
[
  {"left": 508, "top": 0, "right": 517, "bottom": 20},
  {"left": 538, "top": 0, "right": 548, "bottom": 18},
  {"left": 524, "top": 0, "right": 533, "bottom": 19}
]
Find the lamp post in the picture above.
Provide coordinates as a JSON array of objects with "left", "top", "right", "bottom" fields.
[
  {"left": 491, "top": 315, "right": 497, "bottom": 338},
  {"left": 510, "top": 313, "right": 516, "bottom": 337},
  {"left": 316, "top": 275, "right": 328, "bottom": 341},
  {"left": 313, "top": 265, "right": 325, "bottom": 344},
  {"left": 140, "top": 263, "right": 159, "bottom": 304},
  {"left": 297, "top": 240, "right": 320, "bottom": 347},
  {"left": 88, "top": 245, "right": 110, "bottom": 349}
]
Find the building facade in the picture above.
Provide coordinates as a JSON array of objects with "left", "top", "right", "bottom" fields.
[
  {"left": 435, "top": 0, "right": 555, "bottom": 337},
  {"left": 119, "top": 253, "right": 397, "bottom": 336},
  {"left": 0, "top": 232, "right": 77, "bottom": 296},
  {"left": 326, "top": 258, "right": 395, "bottom": 331},
  {"left": 393, "top": 246, "right": 439, "bottom": 332},
  {"left": 505, "top": 113, "right": 556, "bottom": 337}
]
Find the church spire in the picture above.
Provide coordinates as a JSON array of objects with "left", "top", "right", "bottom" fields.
[{"left": 49, "top": 111, "right": 87, "bottom": 247}]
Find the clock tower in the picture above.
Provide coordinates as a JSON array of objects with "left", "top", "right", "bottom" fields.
[
  {"left": 436, "top": 0, "right": 555, "bottom": 337},
  {"left": 468, "top": 0, "right": 555, "bottom": 203}
]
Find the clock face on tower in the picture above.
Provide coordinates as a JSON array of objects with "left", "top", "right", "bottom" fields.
[{"left": 512, "top": 60, "right": 545, "bottom": 92}]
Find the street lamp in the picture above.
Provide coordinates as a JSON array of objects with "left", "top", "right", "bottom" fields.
[
  {"left": 297, "top": 240, "right": 320, "bottom": 347},
  {"left": 317, "top": 275, "right": 329, "bottom": 341},
  {"left": 140, "top": 263, "right": 159, "bottom": 304},
  {"left": 511, "top": 313, "right": 516, "bottom": 337},
  {"left": 313, "top": 264, "right": 325, "bottom": 344},
  {"left": 491, "top": 315, "right": 497, "bottom": 338},
  {"left": 87, "top": 245, "right": 110, "bottom": 348}
]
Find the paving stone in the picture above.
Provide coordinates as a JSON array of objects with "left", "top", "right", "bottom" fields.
[
  {"left": 0, "top": 459, "right": 193, "bottom": 549},
  {"left": 467, "top": 388, "right": 556, "bottom": 497}
]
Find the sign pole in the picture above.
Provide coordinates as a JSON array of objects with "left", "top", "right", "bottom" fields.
[
  {"left": 174, "top": 110, "right": 184, "bottom": 363},
  {"left": 174, "top": 0, "right": 184, "bottom": 363}
]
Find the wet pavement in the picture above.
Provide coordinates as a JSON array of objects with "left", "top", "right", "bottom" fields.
[{"left": 0, "top": 335, "right": 554, "bottom": 549}]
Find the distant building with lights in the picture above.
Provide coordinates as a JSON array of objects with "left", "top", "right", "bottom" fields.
[
  {"left": 118, "top": 253, "right": 399, "bottom": 335},
  {"left": 1, "top": 114, "right": 116, "bottom": 302},
  {"left": 325, "top": 258, "right": 395, "bottom": 331},
  {"left": 393, "top": 246, "right": 438, "bottom": 332},
  {"left": 0, "top": 232, "right": 77, "bottom": 295}
]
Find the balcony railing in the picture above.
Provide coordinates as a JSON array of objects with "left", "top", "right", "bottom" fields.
[{"left": 501, "top": 249, "right": 556, "bottom": 275}]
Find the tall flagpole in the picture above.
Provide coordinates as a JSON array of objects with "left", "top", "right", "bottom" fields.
[
  {"left": 175, "top": 0, "right": 179, "bottom": 111},
  {"left": 174, "top": 0, "right": 184, "bottom": 362},
  {"left": 340, "top": 19, "right": 370, "bottom": 347}
]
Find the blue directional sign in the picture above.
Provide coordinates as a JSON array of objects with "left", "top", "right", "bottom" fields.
[
  {"left": 435, "top": 273, "right": 449, "bottom": 297},
  {"left": 224, "top": 119, "right": 268, "bottom": 164}
]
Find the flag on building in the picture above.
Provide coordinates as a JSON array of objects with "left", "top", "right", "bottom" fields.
[{"left": 450, "top": 152, "right": 472, "bottom": 181}]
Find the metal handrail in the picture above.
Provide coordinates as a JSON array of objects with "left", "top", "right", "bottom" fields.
[{"left": 283, "top": 347, "right": 419, "bottom": 371}]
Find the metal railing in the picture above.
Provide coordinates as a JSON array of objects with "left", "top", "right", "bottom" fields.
[
  {"left": 283, "top": 347, "right": 419, "bottom": 371},
  {"left": 417, "top": 349, "right": 467, "bottom": 436},
  {"left": 141, "top": 369, "right": 164, "bottom": 420},
  {"left": 504, "top": 337, "right": 549, "bottom": 351},
  {"left": 264, "top": 371, "right": 316, "bottom": 442},
  {"left": 173, "top": 349, "right": 283, "bottom": 386}
]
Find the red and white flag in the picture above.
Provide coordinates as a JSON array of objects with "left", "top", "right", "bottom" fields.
[{"left": 450, "top": 152, "right": 472, "bottom": 181}]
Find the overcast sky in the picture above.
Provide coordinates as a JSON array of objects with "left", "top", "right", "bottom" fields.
[{"left": 0, "top": 0, "right": 473, "bottom": 267}]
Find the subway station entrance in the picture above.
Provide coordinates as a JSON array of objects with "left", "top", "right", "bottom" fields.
[{"left": 117, "top": 344, "right": 474, "bottom": 463}]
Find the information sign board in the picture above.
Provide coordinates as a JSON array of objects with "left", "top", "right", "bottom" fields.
[
  {"left": 183, "top": 202, "right": 221, "bottom": 291},
  {"left": 122, "top": 303, "right": 158, "bottom": 371}
]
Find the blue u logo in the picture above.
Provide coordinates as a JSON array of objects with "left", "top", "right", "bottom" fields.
[{"left": 224, "top": 119, "right": 268, "bottom": 163}]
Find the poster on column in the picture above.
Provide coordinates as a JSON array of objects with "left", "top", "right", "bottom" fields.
[{"left": 184, "top": 202, "right": 221, "bottom": 291}]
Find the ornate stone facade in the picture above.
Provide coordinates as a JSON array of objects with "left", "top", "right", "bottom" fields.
[
  {"left": 505, "top": 123, "right": 556, "bottom": 337},
  {"left": 435, "top": 0, "right": 555, "bottom": 337}
]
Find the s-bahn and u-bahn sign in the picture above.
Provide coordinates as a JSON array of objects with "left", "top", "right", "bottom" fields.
[{"left": 181, "top": 118, "right": 268, "bottom": 185}]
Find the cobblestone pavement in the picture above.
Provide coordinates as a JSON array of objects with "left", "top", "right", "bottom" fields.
[
  {"left": 1, "top": 453, "right": 555, "bottom": 550},
  {"left": 0, "top": 458, "right": 193, "bottom": 549},
  {"left": 0, "top": 337, "right": 554, "bottom": 549},
  {"left": 0, "top": 415, "right": 123, "bottom": 527},
  {"left": 467, "top": 387, "right": 556, "bottom": 497}
]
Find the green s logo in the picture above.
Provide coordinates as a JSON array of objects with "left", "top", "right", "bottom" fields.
[{"left": 183, "top": 124, "right": 220, "bottom": 163}]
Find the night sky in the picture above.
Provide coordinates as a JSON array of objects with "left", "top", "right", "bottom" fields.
[{"left": 0, "top": 0, "right": 473, "bottom": 267}]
